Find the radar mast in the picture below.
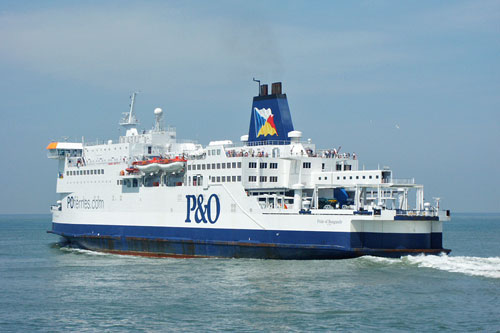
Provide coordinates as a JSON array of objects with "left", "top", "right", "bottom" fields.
[{"left": 120, "top": 91, "right": 140, "bottom": 136}]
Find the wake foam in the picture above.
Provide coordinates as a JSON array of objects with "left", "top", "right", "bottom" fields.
[
  {"left": 59, "top": 246, "right": 115, "bottom": 256},
  {"left": 364, "top": 254, "right": 500, "bottom": 279},
  {"left": 404, "top": 254, "right": 500, "bottom": 279}
]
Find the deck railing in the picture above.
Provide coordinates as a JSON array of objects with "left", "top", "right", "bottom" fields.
[{"left": 388, "top": 178, "right": 415, "bottom": 184}]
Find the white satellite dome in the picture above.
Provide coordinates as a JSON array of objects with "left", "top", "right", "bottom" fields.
[{"left": 154, "top": 107, "right": 163, "bottom": 115}]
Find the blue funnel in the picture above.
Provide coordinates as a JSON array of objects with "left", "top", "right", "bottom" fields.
[{"left": 247, "top": 82, "right": 294, "bottom": 144}]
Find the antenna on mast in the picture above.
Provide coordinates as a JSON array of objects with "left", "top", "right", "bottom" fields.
[
  {"left": 120, "top": 91, "right": 140, "bottom": 136},
  {"left": 120, "top": 91, "right": 140, "bottom": 126},
  {"left": 128, "top": 91, "right": 138, "bottom": 124}
]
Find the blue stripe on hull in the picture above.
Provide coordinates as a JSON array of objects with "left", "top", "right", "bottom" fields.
[{"left": 50, "top": 223, "right": 449, "bottom": 259}]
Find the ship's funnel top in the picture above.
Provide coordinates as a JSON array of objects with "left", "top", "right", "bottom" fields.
[{"left": 247, "top": 82, "right": 294, "bottom": 144}]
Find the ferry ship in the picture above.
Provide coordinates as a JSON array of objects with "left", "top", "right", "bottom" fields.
[{"left": 47, "top": 82, "right": 451, "bottom": 259}]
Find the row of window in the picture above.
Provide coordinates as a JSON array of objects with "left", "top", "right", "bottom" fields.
[
  {"left": 66, "top": 180, "right": 111, "bottom": 184},
  {"left": 208, "top": 149, "right": 222, "bottom": 156},
  {"left": 188, "top": 175, "right": 244, "bottom": 186},
  {"left": 188, "top": 162, "right": 242, "bottom": 171},
  {"left": 85, "top": 146, "right": 126, "bottom": 152},
  {"left": 67, "top": 169, "right": 104, "bottom": 176},
  {"left": 210, "top": 175, "right": 242, "bottom": 183},
  {"left": 248, "top": 176, "right": 279, "bottom": 182},
  {"left": 332, "top": 175, "right": 379, "bottom": 181},
  {"left": 249, "top": 162, "right": 279, "bottom": 169}
]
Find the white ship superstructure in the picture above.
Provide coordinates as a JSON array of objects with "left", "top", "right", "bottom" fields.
[{"left": 47, "top": 83, "right": 451, "bottom": 259}]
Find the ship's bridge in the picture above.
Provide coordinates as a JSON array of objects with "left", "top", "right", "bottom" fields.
[{"left": 46, "top": 142, "right": 83, "bottom": 159}]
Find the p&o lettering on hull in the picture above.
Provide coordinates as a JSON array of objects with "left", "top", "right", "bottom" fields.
[{"left": 185, "top": 194, "right": 220, "bottom": 224}]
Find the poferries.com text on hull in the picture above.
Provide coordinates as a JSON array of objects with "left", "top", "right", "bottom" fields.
[{"left": 47, "top": 82, "right": 451, "bottom": 259}]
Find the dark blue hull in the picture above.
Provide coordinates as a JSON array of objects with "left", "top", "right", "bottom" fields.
[{"left": 50, "top": 223, "right": 450, "bottom": 259}]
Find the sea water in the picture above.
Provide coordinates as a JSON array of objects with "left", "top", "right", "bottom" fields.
[{"left": 0, "top": 214, "right": 498, "bottom": 332}]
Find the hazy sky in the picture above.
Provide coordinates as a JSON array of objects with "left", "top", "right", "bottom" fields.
[{"left": 1, "top": 0, "right": 499, "bottom": 213}]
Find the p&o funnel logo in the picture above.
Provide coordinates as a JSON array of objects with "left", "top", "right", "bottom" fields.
[{"left": 254, "top": 107, "right": 277, "bottom": 137}]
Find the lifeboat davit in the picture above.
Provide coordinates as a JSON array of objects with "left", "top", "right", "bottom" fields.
[{"left": 126, "top": 167, "right": 139, "bottom": 173}]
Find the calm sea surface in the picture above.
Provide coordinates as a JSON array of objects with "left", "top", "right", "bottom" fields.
[{"left": 0, "top": 214, "right": 499, "bottom": 332}]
